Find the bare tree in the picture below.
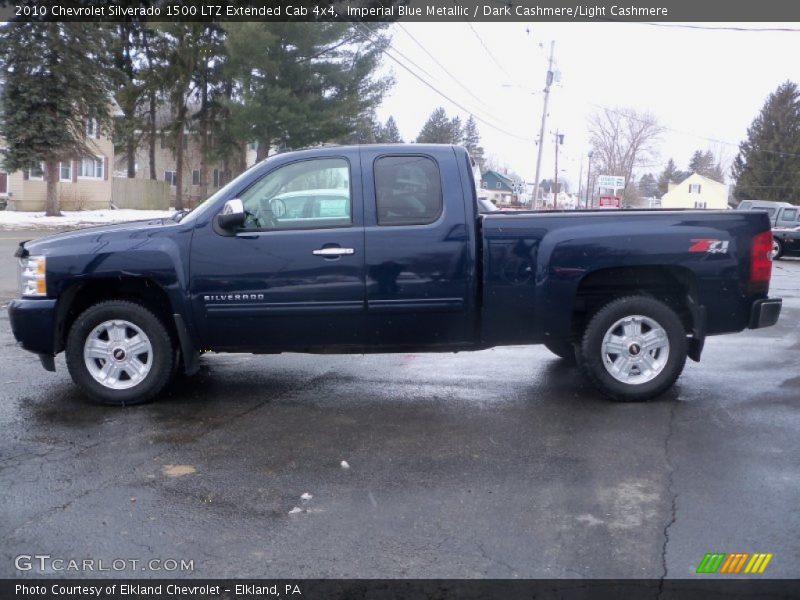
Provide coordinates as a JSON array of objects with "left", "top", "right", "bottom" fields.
[{"left": 587, "top": 107, "right": 664, "bottom": 203}]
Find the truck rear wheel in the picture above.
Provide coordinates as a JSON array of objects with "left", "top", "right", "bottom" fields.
[
  {"left": 65, "top": 301, "right": 175, "bottom": 406},
  {"left": 578, "top": 296, "right": 687, "bottom": 402}
]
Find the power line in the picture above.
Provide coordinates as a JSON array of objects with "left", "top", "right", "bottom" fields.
[
  {"left": 395, "top": 22, "right": 495, "bottom": 112},
  {"left": 362, "top": 22, "right": 520, "bottom": 130},
  {"left": 357, "top": 24, "right": 536, "bottom": 143},
  {"left": 465, "top": 22, "right": 525, "bottom": 88},
  {"left": 628, "top": 22, "right": 800, "bottom": 33}
]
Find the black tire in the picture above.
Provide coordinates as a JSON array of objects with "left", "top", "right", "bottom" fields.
[
  {"left": 65, "top": 300, "right": 176, "bottom": 406},
  {"left": 771, "top": 238, "right": 784, "bottom": 260},
  {"left": 578, "top": 296, "right": 687, "bottom": 402},
  {"left": 543, "top": 339, "right": 578, "bottom": 363}
]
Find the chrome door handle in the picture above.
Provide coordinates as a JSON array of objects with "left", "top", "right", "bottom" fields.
[{"left": 312, "top": 247, "right": 355, "bottom": 256}]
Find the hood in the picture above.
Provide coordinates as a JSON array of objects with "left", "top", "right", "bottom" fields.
[{"left": 19, "top": 219, "right": 175, "bottom": 256}]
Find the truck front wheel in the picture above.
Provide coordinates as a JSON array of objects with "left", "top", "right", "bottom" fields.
[
  {"left": 771, "top": 239, "right": 784, "bottom": 260},
  {"left": 579, "top": 296, "right": 687, "bottom": 402},
  {"left": 543, "top": 340, "right": 578, "bottom": 363},
  {"left": 65, "top": 301, "right": 175, "bottom": 406}
]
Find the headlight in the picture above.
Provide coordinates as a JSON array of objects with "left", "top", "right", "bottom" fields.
[{"left": 18, "top": 255, "right": 47, "bottom": 297}]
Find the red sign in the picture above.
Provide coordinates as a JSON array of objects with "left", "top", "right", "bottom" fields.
[{"left": 599, "top": 196, "right": 621, "bottom": 209}]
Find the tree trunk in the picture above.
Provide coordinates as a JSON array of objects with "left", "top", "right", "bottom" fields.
[
  {"left": 198, "top": 64, "right": 209, "bottom": 203},
  {"left": 126, "top": 133, "right": 136, "bottom": 178},
  {"left": 238, "top": 142, "right": 248, "bottom": 177},
  {"left": 45, "top": 159, "right": 61, "bottom": 217},
  {"left": 148, "top": 91, "right": 157, "bottom": 180},
  {"left": 175, "top": 125, "right": 185, "bottom": 211},
  {"left": 256, "top": 139, "right": 270, "bottom": 162}
]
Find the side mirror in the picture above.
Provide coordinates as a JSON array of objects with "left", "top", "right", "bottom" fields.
[{"left": 216, "top": 199, "right": 245, "bottom": 230}]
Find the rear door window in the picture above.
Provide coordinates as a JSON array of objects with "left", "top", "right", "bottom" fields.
[{"left": 374, "top": 155, "right": 443, "bottom": 226}]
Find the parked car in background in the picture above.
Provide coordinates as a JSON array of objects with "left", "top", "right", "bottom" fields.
[
  {"left": 477, "top": 197, "right": 499, "bottom": 213},
  {"left": 737, "top": 199, "right": 794, "bottom": 226},
  {"left": 771, "top": 226, "right": 800, "bottom": 259},
  {"left": 773, "top": 205, "right": 800, "bottom": 230}
]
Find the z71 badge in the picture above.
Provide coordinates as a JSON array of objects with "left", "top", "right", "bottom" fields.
[{"left": 689, "top": 239, "right": 730, "bottom": 254}]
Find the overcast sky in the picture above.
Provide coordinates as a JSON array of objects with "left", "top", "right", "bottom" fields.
[{"left": 374, "top": 21, "right": 800, "bottom": 190}]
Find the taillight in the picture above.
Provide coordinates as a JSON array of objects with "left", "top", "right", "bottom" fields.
[{"left": 750, "top": 230, "right": 773, "bottom": 287}]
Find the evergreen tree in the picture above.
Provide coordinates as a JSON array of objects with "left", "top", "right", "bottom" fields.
[
  {"left": 379, "top": 116, "right": 403, "bottom": 143},
  {"left": 110, "top": 22, "right": 147, "bottom": 179},
  {"left": 462, "top": 115, "right": 486, "bottom": 172},
  {"left": 0, "top": 22, "right": 114, "bottom": 215},
  {"left": 417, "top": 107, "right": 463, "bottom": 144},
  {"left": 338, "top": 111, "right": 380, "bottom": 144},
  {"left": 223, "top": 22, "right": 391, "bottom": 163},
  {"left": 192, "top": 24, "right": 228, "bottom": 202},
  {"left": 154, "top": 23, "right": 222, "bottom": 210},
  {"left": 417, "top": 107, "right": 452, "bottom": 143},
  {"left": 450, "top": 116, "right": 463, "bottom": 145},
  {"left": 688, "top": 150, "right": 712, "bottom": 176},
  {"left": 657, "top": 159, "right": 682, "bottom": 195},
  {"left": 637, "top": 173, "right": 658, "bottom": 198},
  {"left": 687, "top": 149, "right": 725, "bottom": 182},
  {"left": 733, "top": 81, "right": 800, "bottom": 202}
]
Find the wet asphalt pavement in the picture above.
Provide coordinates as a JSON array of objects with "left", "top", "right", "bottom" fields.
[{"left": 0, "top": 230, "right": 798, "bottom": 579}]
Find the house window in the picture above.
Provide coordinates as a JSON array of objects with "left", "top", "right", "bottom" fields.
[
  {"left": 164, "top": 171, "right": 177, "bottom": 186},
  {"left": 689, "top": 183, "right": 702, "bottom": 194},
  {"left": 28, "top": 163, "right": 44, "bottom": 180},
  {"left": 60, "top": 162, "right": 72, "bottom": 182},
  {"left": 495, "top": 182, "right": 501, "bottom": 189},
  {"left": 694, "top": 201, "right": 707, "bottom": 209},
  {"left": 79, "top": 157, "right": 104, "bottom": 179},
  {"left": 192, "top": 170, "right": 201, "bottom": 186},
  {"left": 86, "top": 119, "right": 99, "bottom": 139}
]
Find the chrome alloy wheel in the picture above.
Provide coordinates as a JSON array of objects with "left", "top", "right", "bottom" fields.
[
  {"left": 771, "top": 240, "right": 781, "bottom": 259},
  {"left": 601, "top": 314, "right": 670, "bottom": 385},
  {"left": 83, "top": 319, "right": 153, "bottom": 390}
]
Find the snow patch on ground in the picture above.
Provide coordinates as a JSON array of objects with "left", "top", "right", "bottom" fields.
[{"left": 0, "top": 208, "right": 176, "bottom": 230}]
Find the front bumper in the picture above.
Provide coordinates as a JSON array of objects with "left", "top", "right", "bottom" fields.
[
  {"left": 8, "top": 298, "right": 58, "bottom": 356},
  {"left": 749, "top": 298, "right": 782, "bottom": 329}
]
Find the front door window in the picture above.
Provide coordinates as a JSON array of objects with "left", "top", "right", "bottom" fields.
[{"left": 240, "top": 158, "right": 352, "bottom": 231}]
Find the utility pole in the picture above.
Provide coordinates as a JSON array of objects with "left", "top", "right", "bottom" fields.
[
  {"left": 553, "top": 130, "right": 564, "bottom": 208},
  {"left": 586, "top": 150, "right": 594, "bottom": 209},
  {"left": 553, "top": 130, "right": 559, "bottom": 205},
  {"left": 533, "top": 40, "right": 555, "bottom": 210}
]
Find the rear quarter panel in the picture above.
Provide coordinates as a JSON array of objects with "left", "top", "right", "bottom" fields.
[{"left": 480, "top": 210, "right": 771, "bottom": 344}]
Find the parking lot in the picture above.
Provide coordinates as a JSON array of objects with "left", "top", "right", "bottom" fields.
[{"left": 1, "top": 229, "right": 798, "bottom": 579}]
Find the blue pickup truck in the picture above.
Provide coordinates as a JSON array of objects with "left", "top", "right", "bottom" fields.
[{"left": 9, "top": 144, "right": 782, "bottom": 405}]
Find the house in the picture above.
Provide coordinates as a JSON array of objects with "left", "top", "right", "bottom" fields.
[
  {"left": 116, "top": 106, "right": 259, "bottom": 207},
  {"left": 660, "top": 173, "right": 728, "bottom": 210},
  {"left": 1, "top": 119, "right": 114, "bottom": 212},
  {"left": 480, "top": 170, "right": 520, "bottom": 206}
]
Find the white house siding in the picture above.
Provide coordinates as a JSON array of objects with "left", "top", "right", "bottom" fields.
[{"left": 661, "top": 173, "right": 728, "bottom": 210}]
